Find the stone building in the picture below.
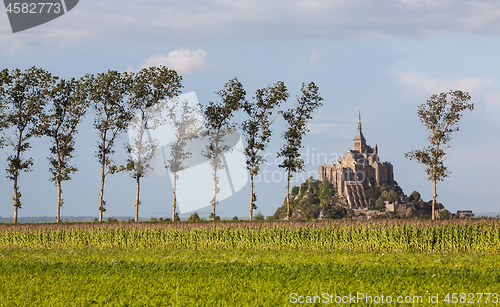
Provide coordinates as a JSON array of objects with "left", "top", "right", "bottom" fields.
[
  {"left": 318, "top": 111, "right": 394, "bottom": 208},
  {"left": 455, "top": 210, "right": 474, "bottom": 218}
]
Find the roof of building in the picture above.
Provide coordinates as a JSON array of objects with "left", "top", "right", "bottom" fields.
[{"left": 354, "top": 130, "right": 366, "bottom": 141}]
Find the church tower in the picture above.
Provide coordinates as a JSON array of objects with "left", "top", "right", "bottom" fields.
[{"left": 353, "top": 109, "right": 367, "bottom": 152}]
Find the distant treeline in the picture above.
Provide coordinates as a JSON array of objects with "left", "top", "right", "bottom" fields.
[{"left": 0, "top": 216, "right": 96, "bottom": 223}]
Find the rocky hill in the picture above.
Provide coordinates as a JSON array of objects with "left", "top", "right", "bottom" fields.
[
  {"left": 270, "top": 177, "right": 446, "bottom": 220},
  {"left": 270, "top": 177, "right": 349, "bottom": 220}
]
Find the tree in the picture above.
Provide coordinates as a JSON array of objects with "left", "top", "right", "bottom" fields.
[
  {"left": 278, "top": 82, "right": 323, "bottom": 220},
  {"left": 375, "top": 198, "right": 386, "bottom": 210},
  {"left": 188, "top": 212, "right": 200, "bottom": 221},
  {"left": 46, "top": 77, "right": 89, "bottom": 223},
  {"left": 410, "top": 190, "right": 421, "bottom": 202},
  {"left": 318, "top": 178, "right": 335, "bottom": 209},
  {"left": 88, "top": 70, "right": 133, "bottom": 222},
  {"left": 254, "top": 211, "right": 265, "bottom": 220},
  {"left": 405, "top": 90, "right": 473, "bottom": 219},
  {"left": 438, "top": 209, "right": 451, "bottom": 220},
  {"left": 0, "top": 67, "right": 56, "bottom": 223},
  {"left": 365, "top": 188, "right": 381, "bottom": 205},
  {"left": 242, "top": 81, "right": 288, "bottom": 220},
  {"left": 386, "top": 190, "right": 399, "bottom": 203},
  {"left": 202, "top": 78, "right": 245, "bottom": 220},
  {"left": 125, "top": 66, "right": 182, "bottom": 222},
  {"left": 164, "top": 97, "right": 203, "bottom": 221}
]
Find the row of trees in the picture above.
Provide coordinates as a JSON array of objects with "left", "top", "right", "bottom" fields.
[
  {"left": 207, "top": 79, "right": 323, "bottom": 220},
  {"left": 0, "top": 67, "right": 323, "bottom": 223},
  {"left": 0, "top": 66, "right": 183, "bottom": 223}
]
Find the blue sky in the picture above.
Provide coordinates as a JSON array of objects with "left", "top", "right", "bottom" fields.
[{"left": 1, "top": 0, "right": 499, "bottom": 219}]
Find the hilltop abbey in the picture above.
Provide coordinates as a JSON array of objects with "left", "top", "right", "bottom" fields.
[{"left": 318, "top": 111, "right": 394, "bottom": 208}]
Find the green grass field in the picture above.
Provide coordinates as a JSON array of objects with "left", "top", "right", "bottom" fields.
[{"left": 1, "top": 221, "right": 500, "bottom": 306}]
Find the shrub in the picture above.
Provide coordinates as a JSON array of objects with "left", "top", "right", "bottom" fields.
[
  {"left": 386, "top": 190, "right": 399, "bottom": 203},
  {"left": 374, "top": 198, "right": 385, "bottom": 210},
  {"left": 419, "top": 214, "right": 431, "bottom": 220},
  {"left": 380, "top": 183, "right": 390, "bottom": 192},
  {"left": 254, "top": 211, "right": 265, "bottom": 220},
  {"left": 438, "top": 209, "right": 451, "bottom": 220},
  {"left": 365, "top": 188, "right": 381, "bottom": 202},
  {"left": 188, "top": 212, "right": 201, "bottom": 221},
  {"left": 107, "top": 217, "right": 118, "bottom": 223},
  {"left": 209, "top": 213, "right": 221, "bottom": 221}
]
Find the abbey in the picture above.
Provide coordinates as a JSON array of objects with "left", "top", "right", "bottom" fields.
[{"left": 318, "top": 111, "right": 394, "bottom": 208}]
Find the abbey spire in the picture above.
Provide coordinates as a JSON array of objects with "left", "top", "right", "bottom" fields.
[
  {"left": 358, "top": 108, "right": 362, "bottom": 131},
  {"left": 353, "top": 108, "right": 366, "bottom": 152}
]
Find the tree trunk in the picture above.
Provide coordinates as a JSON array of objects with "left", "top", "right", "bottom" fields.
[
  {"left": 172, "top": 173, "right": 177, "bottom": 222},
  {"left": 13, "top": 175, "right": 19, "bottom": 224},
  {"left": 212, "top": 168, "right": 217, "bottom": 220},
  {"left": 286, "top": 169, "right": 291, "bottom": 221},
  {"left": 56, "top": 180, "right": 62, "bottom": 223},
  {"left": 249, "top": 171, "right": 254, "bottom": 221},
  {"left": 13, "top": 206, "right": 18, "bottom": 224},
  {"left": 13, "top": 144, "right": 22, "bottom": 224},
  {"left": 432, "top": 142, "right": 439, "bottom": 220},
  {"left": 135, "top": 175, "right": 140, "bottom": 222},
  {"left": 432, "top": 178, "right": 437, "bottom": 220},
  {"left": 99, "top": 164, "right": 105, "bottom": 222},
  {"left": 136, "top": 122, "right": 145, "bottom": 223}
]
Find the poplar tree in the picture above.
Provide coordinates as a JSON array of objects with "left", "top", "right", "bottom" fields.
[
  {"left": 46, "top": 77, "right": 89, "bottom": 223},
  {"left": 278, "top": 82, "right": 323, "bottom": 220},
  {"left": 405, "top": 90, "right": 473, "bottom": 220},
  {"left": 164, "top": 97, "right": 203, "bottom": 221},
  {"left": 242, "top": 81, "right": 288, "bottom": 220},
  {"left": 203, "top": 78, "right": 245, "bottom": 220},
  {"left": 88, "top": 70, "right": 133, "bottom": 222},
  {"left": 0, "top": 67, "right": 55, "bottom": 223},
  {"left": 125, "top": 66, "right": 182, "bottom": 222}
]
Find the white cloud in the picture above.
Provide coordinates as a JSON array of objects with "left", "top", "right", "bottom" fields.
[
  {"left": 3, "top": 0, "right": 499, "bottom": 49},
  {"left": 130, "top": 48, "right": 210, "bottom": 75},
  {"left": 395, "top": 71, "right": 496, "bottom": 96},
  {"left": 309, "top": 49, "right": 320, "bottom": 65}
]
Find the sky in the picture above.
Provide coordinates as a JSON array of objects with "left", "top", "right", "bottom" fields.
[{"left": 0, "top": 0, "right": 499, "bottom": 219}]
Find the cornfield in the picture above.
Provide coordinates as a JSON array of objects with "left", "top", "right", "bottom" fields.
[{"left": 0, "top": 219, "right": 499, "bottom": 253}]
